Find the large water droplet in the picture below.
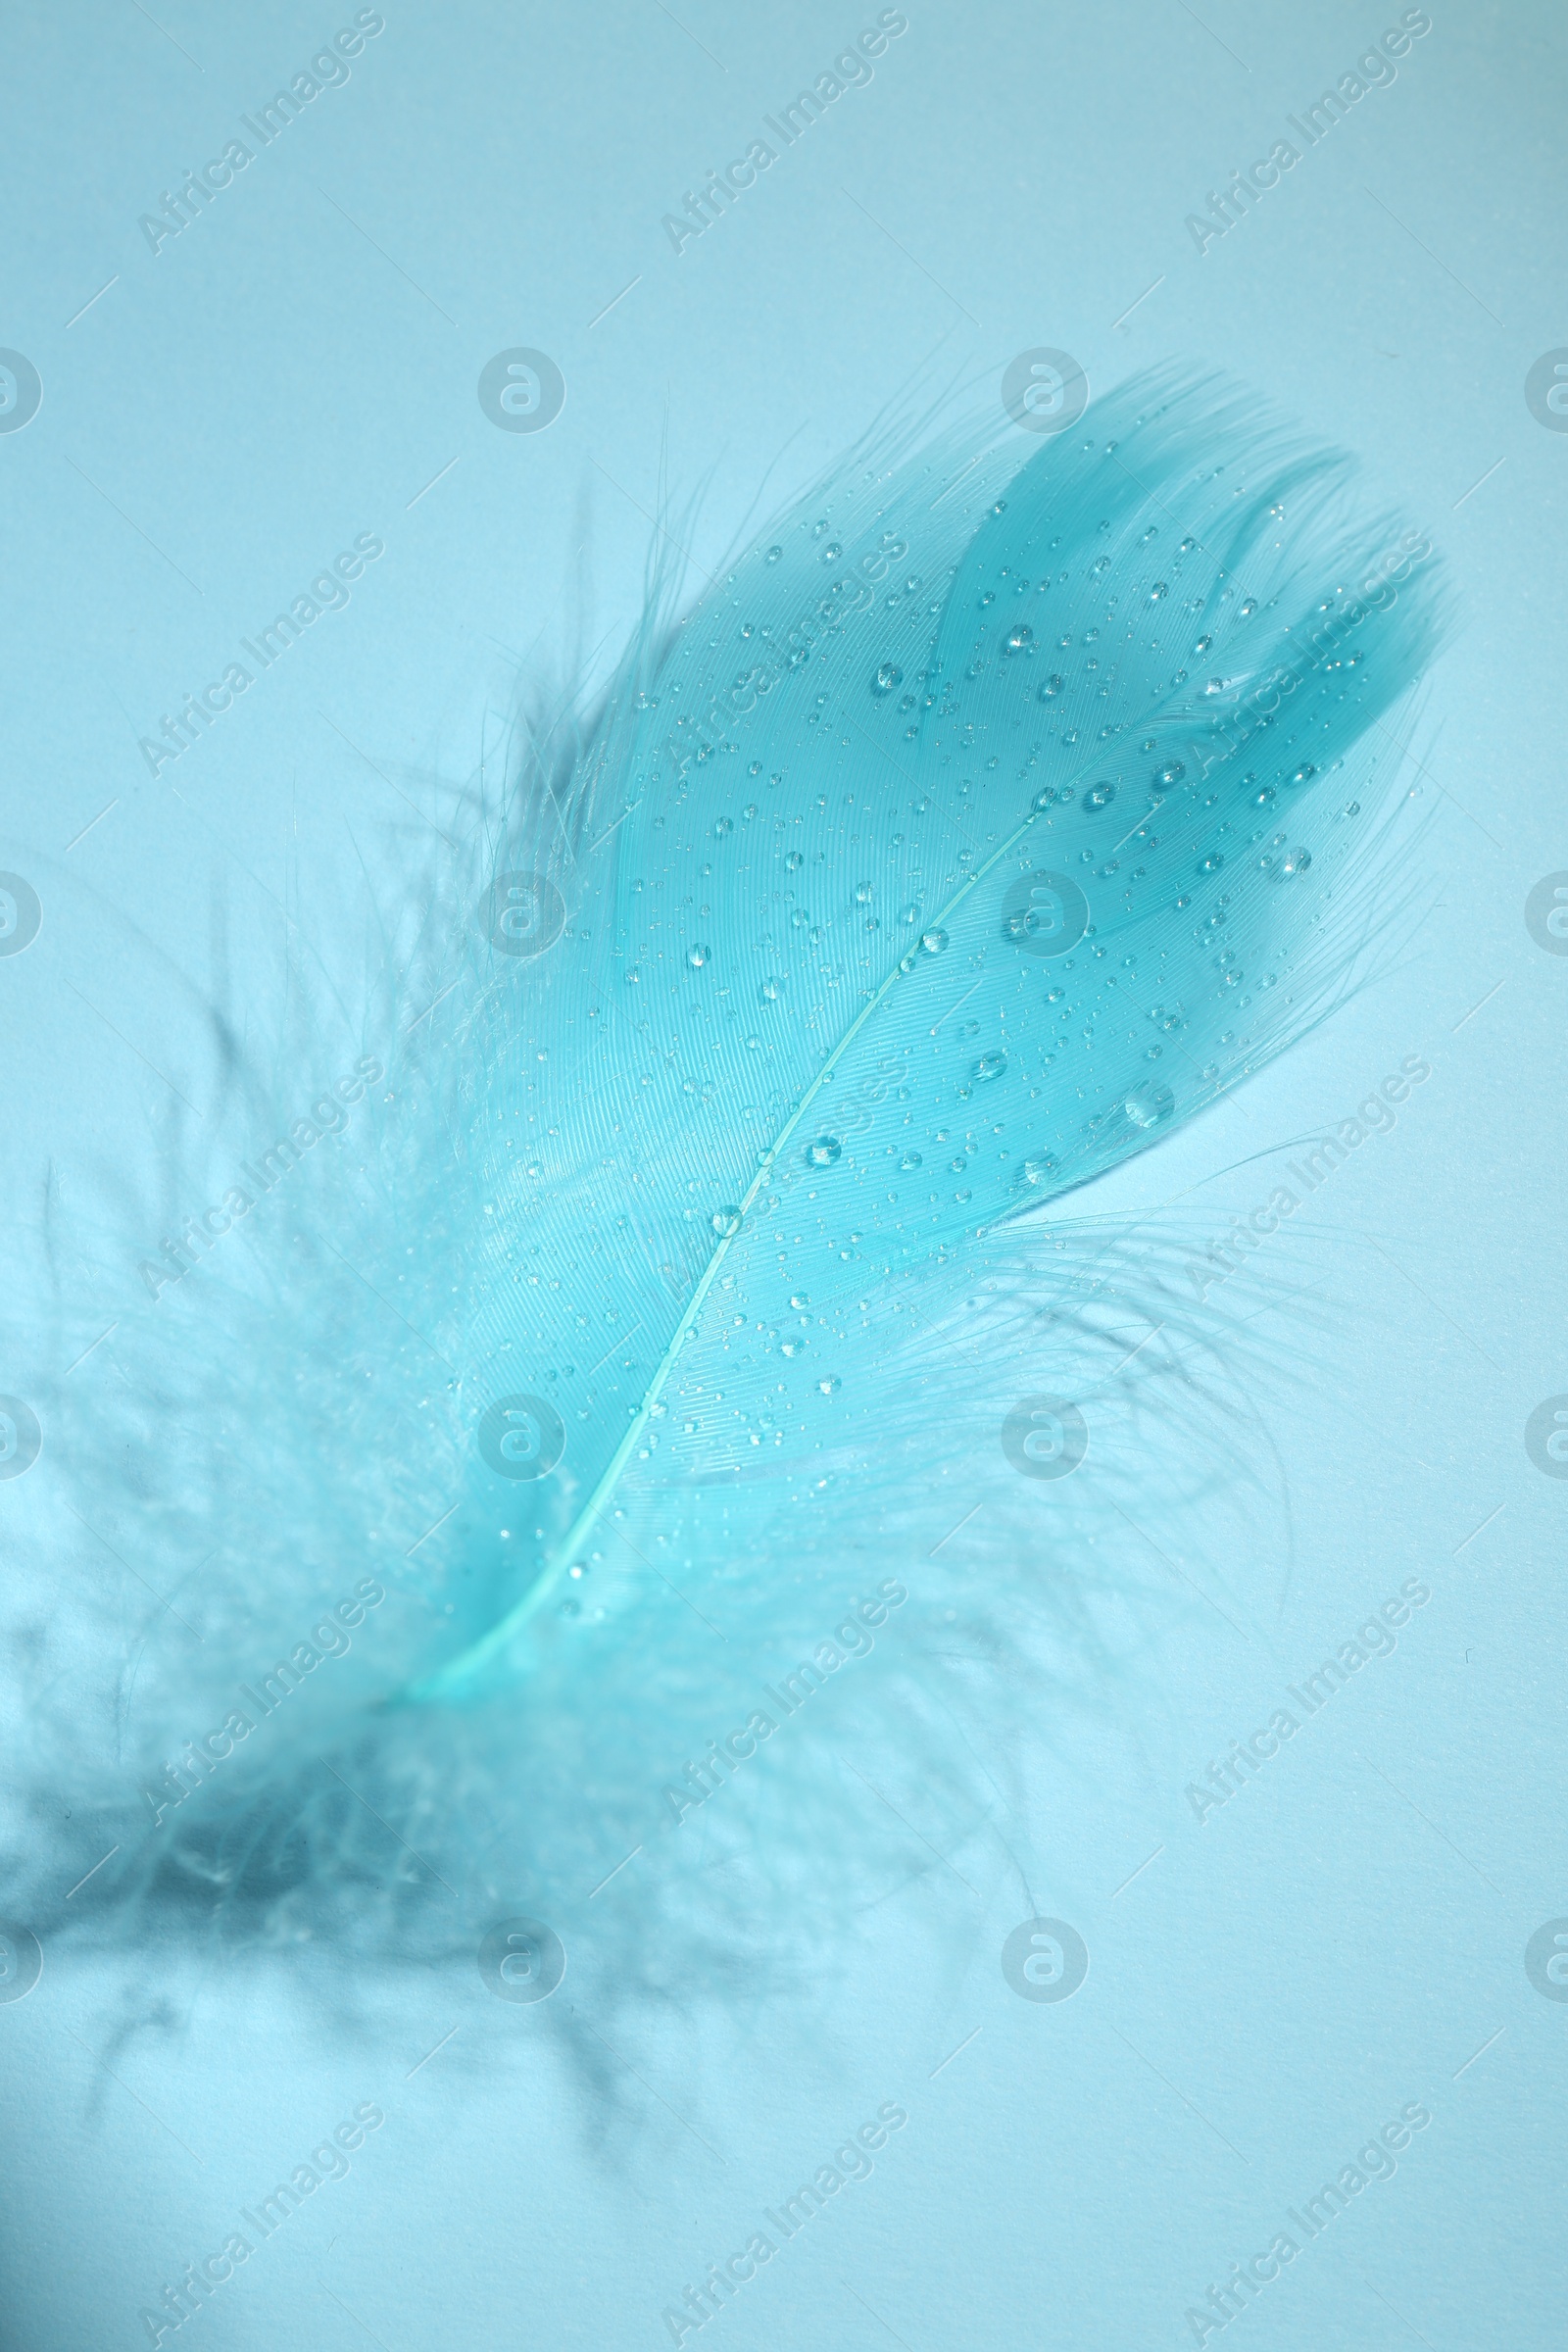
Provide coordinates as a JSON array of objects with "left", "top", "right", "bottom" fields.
[
  {"left": 1154, "top": 760, "right": 1186, "bottom": 790},
  {"left": 785, "top": 851, "right": 803, "bottom": 872},
  {"left": 920, "top": 928, "right": 948, "bottom": 956},
  {"left": 1084, "top": 781, "right": 1116, "bottom": 811},
  {"left": 1280, "top": 846, "right": 1311, "bottom": 878},
  {"left": 765, "top": 545, "right": 782, "bottom": 563},
  {"left": 806, "top": 1136, "right": 842, "bottom": 1168},
  {"left": 1018, "top": 1155, "right": 1056, "bottom": 1186},
  {"left": 688, "top": 943, "right": 711, "bottom": 967},
  {"left": 1288, "top": 762, "right": 1317, "bottom": 787},
  {"left": 873, "top": 661, "right": 903, "bottom": 696},
  {"left": 780, "top": 1336, "right": 807, "bottom": 1356},
  {"left": 1038, "top": 674, "right": 1065, "bottom": 702},
  {"left": 759, "top": 976, "right": 782, "bottom": 1002},
  {"left": 900, "top": 1151, "right": 922, "bottom": 1169},
  {"left": 1125, "top": 1082, "right": 1175, "bottom": 1129},
  {"left": 1149, "top": 581, "right": 1168, "bottom": 602},
  {"left": 816, "top": 1374, "right": 841, "bottom": 1396},
  {"left": 1004, "top": 623, "right": 1034, "bottom": 655},
  {"left": 711, "top": 1206, "right": 742, "bottom": 1237},
  {"left": 973, "top": 1051, "right": 1007, "bottom": 1082},
  {"left": 789, "top": 1292, "right": 809, "bottom": 1309}
]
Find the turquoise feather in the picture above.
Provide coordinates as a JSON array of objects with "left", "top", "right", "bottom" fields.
[
  {"left": 418, "top": 369, "right": 1442, "bottom": 1704},
  {"left": 10, "top": 370, "right": 1445, "bottom": 1959}
]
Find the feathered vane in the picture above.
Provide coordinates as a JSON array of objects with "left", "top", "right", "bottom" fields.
[{"left": 5, "top": 370, "right": 1444, "bottom": 1991}]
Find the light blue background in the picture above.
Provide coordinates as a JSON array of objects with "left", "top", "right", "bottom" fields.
[{"left": 1, "top": 3, "right": 1563, "bottom": 2346}]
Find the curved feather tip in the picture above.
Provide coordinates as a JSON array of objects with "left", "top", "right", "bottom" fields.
[{"left": 5, "top": 369, "right": 1446, "bottom": 1979}]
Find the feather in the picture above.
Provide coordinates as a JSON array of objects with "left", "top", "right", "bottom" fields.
[{"left": 4, "top": 369, "right": 1446, "bottom": 1991}]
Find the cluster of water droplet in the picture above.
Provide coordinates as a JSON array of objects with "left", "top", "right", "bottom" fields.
[{"left": 483, "top": 400, "right": 1425, "bottom": 1535}]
